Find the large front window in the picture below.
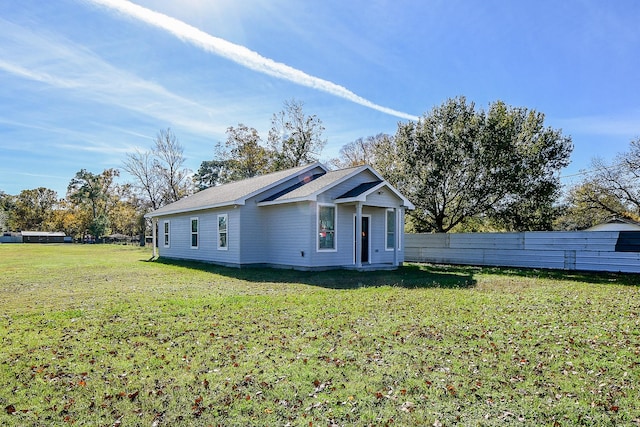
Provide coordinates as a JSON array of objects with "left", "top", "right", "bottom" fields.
[
  {"left": 217, "top": 214, "right": 228, "bottom": 250},
  {"left": 318, "top": 204, "right": 336, "bottom": 250}
]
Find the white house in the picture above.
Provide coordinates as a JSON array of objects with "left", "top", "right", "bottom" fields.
[{"left": 144, "top": 163, "right": 414, "bottom": 270}]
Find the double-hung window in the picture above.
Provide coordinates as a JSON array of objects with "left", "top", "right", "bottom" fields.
[
  {"left": 217, "top": 214, "right": 228, "bottom": 250},
  {"left": 386, "top": 209, "right": 396, "bottom": 250},
  {"left": 318, "top": 204, "right": 336, "bottom": 251},
  {"left": 190, "top": 218, "right": 199, "bottom": 249},
  {"left": 163, "top": 221, "right": 170, "bottom": 247}
]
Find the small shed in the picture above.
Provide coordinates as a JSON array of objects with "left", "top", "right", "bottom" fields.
[{"left": 21, "top": 231, "right": 67, "bottom": 243}]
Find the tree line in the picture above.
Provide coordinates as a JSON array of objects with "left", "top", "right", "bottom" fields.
[{"left": 1, "top": 97, "right": 637, "bottom": 239}]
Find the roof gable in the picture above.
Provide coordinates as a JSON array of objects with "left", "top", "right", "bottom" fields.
[{"left": 258, "top": 164, "right": 414, "bottom": 209}]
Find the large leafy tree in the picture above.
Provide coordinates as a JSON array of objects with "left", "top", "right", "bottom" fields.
[
  {"left": 389, "top": 97, "right": 572, "bottom": 232},
  {"left": 195, "top": 124, "right": 272, "bottom": 189},
  {"left": 10, "top": 187, "right": 58, "bottom": 231},
  {"left": 268, "top": 99, "right": 326, "bottom": 169},
  {"left": 67, "top": 168, "right": 119, "bottom": 238},
  {"left": 221, "top": 124, "right": 271, "bottom": 179},
  {"left": 481, "top": 102, "right": 573, "bottom": 231}
]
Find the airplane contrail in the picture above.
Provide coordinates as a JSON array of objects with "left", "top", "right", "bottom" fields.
[{"left": 85, "top": 0, "right": 419, "bottom": 121}]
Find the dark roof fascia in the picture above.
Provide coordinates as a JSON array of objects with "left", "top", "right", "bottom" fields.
[
  {"left": 259, "top": 172, "right": 326, "bottom": 202},
  {"left": 257, "top": 165, "right": 369, "bottom": 207}
]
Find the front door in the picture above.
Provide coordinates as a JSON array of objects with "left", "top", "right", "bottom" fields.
[{"left": 354, "top": 215, "right": 370, "bottom": 263}]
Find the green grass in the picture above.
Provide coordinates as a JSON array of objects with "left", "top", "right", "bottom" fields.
[{"left": 1, "top": 244, "right": 639, "bottom": 426}]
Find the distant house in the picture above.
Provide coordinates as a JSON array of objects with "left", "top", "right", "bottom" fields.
[
  {"left": 145, "top": 163, "right": 414, "bottom": 270},
  {"left": 20, "top": 231, "right": 67, "bottom": 243},
  {"left": 585, "top": 217, "right": 640, "bottom": 232}
]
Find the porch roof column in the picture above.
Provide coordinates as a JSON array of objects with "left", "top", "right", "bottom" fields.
[{"left": 355, "top": 202, "right": 362, "bottom": 268}]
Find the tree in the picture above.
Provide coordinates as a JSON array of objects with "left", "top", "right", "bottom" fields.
[
  {"left": 268, "top": 99, "right": 326, "bottom": 169},
  {"left": 388, "top": 97, "right": 572, "bottom": 232},
  {"left": 554, "top": 180, "right": 629, "bottom": 230},
  {"left": 67, "top": 169, "right": 119, "bottom": 238},
  {"left": 45, "top": 199, "right": 87, "bottom": 238},
  {"left": 11, "top": 187, "right": 59, "bottom": 231},
  {"left": 480, "top": 101, "right": 573, "bottom": 231},
  {"left": 123, "top": 148, "right": 163, "bottom": 211},
  {"left": 556, "top": 138, "right": 640, "bottom": 229},
  {"left": 330, "top": 134, "right": 391, "bottom": 169},
  {"left": 195, "top": 124, "right": 272, "bottom": 188},
  {"left": 123, "top": 128, "right": 193, "bottom": 209},
  {"left": 154, "top": 128, "right": 192, "bottom": 204},
  {"left": 193, "top": 160, "right": 234, "bottom": 190},
  {"left": 0, "top": 190, "right": 14, "bottom": 232}
]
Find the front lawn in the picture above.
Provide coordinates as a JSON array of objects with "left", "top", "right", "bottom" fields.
[{"left": 0, "top": 244, "right": 638, "bottom": 426}]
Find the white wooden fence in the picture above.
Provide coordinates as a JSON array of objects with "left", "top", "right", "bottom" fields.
[{"left": 405, "top": 231, "right": 640, "bottom": 273}]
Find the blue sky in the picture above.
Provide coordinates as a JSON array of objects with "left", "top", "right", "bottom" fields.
[{"left": 1, "top": 0, "right": 639, "bottom": 197}]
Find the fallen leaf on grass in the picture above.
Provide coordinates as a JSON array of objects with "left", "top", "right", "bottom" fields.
[{"left": 400, "top": 401, "right": 415, "bottom": 412}]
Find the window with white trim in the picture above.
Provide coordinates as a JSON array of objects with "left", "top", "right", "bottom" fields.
[
  {"left": 217, "top": 214, "right": 228, "bottom": 250},
  {"left": 318, "top": 204, "right": 336, "bottom": 251},
  {"left": 386, "top": 209, "right": 396, "bottom": 250},
  {"left": 163, "top": 221, "right": 170, "bottom": 247},
  {"left": 190, "top": 217, "right": 199, "bottom": 248}
]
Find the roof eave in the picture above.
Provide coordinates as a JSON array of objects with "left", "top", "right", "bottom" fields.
[{"left": 144, "top": 200, "right": 245, "bottom": 218}]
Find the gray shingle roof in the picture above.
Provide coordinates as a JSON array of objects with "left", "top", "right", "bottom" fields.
[{"left": 145, "top": 163, "right": 323, "bottom": 217}]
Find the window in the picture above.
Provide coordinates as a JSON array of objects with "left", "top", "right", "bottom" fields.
[
  {"left": 318, "top": 204, "right": 336, "bottom": 250},
  {"left": 217, "top": 214, "right": 228, "bottom": 250},
  {"left": 190, "top": 218, "right": 199, "bottom": 248},
  {"left": 163, "top": 221, "right": 170, "bottom": 247},
  {"left": 386, "top": 209, "right": 396, "bottom": 250}
]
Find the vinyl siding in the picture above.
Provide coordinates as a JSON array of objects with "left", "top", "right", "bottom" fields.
[
  {"left": 157, "top": 208, "right": 241, "bottom": 265},
  {"left": 261, "top": 202, "right": 315, "bottom": 268},
  {"left": 238, "top": 201, "right": 268, "bottom": 264}
]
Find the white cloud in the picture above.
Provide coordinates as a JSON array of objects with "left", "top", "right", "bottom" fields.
[
  {"left": 0, "top": 18, "right": 229, "bottom": 136},
  {"left": 86, "top": 0, "right": 419, "bottom": 121}
]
